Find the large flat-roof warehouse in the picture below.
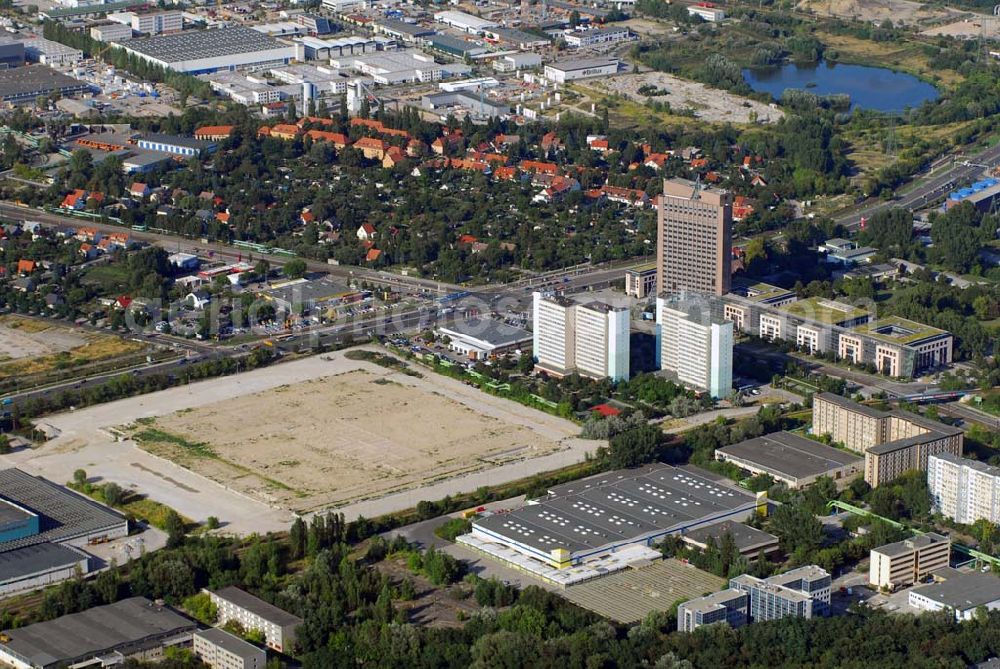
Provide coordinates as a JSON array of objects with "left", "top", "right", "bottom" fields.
[
  {"left": 0, "top": 468, "right": 127, "bottom": 551},
  {"left": 716, "top": 431, "right": 864, "bottom": 489},
  {"left": 0, "top": 66, "right": 91, "bottom": 105},
  {"left": 119, "top": 25, "right": 296, "bottom": 74},
  {"left": 0, "top": 597, "right": 196, "bottom": 669},
  {"left": 463, "top": 464, "right": 760, "bottom": 584},
  {"left": 0, "top": 468, "right": 127, "bottom": 598}
]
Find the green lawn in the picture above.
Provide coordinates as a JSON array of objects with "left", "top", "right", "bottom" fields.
[{"left": 82, "top": 264, "right": 130, "bottom": 292}]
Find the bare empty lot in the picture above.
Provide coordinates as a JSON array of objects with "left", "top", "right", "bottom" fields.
[
  {"left": 589, "top": 72, "right": 784, "bottom": 125},
  {"left": 126, "top": 360, "right": 569, "bottom": 513},
  {"left": 12, "top": 351, "right": 588, "bottom": 533},
  {"left": 798, "top": 0, "right": 964, "bottom": 26},
  {"left": 0, "top": 316, "right": 145, "bottom": 379}
]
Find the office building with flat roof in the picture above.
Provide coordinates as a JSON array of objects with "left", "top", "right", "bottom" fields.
[
  {"left": 730, "top": 565, "right": 831, "bottom": 622},
  {"left": 207, "top": 587, "right": 302, "bottom": 653},
  {"left": 193, "top": 628, "right": 266, "bottom": 669},
  {"left": 564, "top": 26, "right": 632, "bottom": 48},
  {"left": 869, "top": 532, "right": 950, "bottom": 590},
  {"left": 470, "top": 463, "right": 759, "bottom": 570},
  {"left": 716, "top": 431, "right": 864, "bottom": 489},
  {"left": 928, "top": 453, "right": 1000, "bottom": 526},
  {"left": 91, "top": 22, "right": 134, "bottom": 43},
  {"left": 657, "top": 178, "right": 732, "bottom": 297},
  {"left": 722, "top": 289, "right": 951, "bottom": 378},
  {"left": 677, "top": 588, "right": 748, "bottom": 632},
  {"left": 909, "top": 571, "right": 1000, "bottom": 620},
  {"left": 532, "top": 292, "right": 629, "bottom": 381},
  {"left": 0, "top": 597, "right": 196, "bottom": 669},
  {"left": 625, "top": 263, "right": 657, "bottom": 298},
  {"left": 130, "top": 10, "right": 183, "bottom": 35},
  {"left": 812, "top": 393, "right": 963, "bottom": 487},
  {"left": 656, "top": 295, "right": 732, "bottom": 398}
]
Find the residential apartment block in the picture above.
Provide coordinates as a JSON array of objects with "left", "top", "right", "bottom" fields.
[
  {"left": 723, "top": 285, "right": 952, "bottom": 378},
  {"left": 812, "top": 393, "right": 963, "bottom": 487},
  {"left": 928, "top": 453, "right": 1000, "bottom": 525},
  {"left": 207, "top": 587, "right": 302, "bottom": 653},
  {"left": 677, "top": 588, "right": 748, "bottom": 632},
  {"left": 531, "top": 292, "right": 629, "bottom": 381},
  {"left": 869, "top": 532, "right": 951, "bottom": 590},
  {"left": 729, "top": 566, "right": 831, "bottom": 622},
  {"left": 655, "top": 295, "right": 732, "bottom": 398},
  {"left": 193, "top": 628, "right": 266, "bottom": 669},
  {"left": 657, "top": 178, "right": 732, "bottom": 296}
]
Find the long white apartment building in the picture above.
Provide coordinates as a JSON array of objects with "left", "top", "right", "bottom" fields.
[
  {"left": 207, "top": 586, "right": 302, "bottom": 653},
  {"left": 928, "top": 452, "right": 1000, "bottom": 525},
  {"left": 532, "top": 292, "right": 629, "bottom": 382},
  {"left": 656, "top": 295, "right": 733, "bottom": 398}
]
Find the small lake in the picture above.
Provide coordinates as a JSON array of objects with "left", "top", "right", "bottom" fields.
[{"left": 743, "top": 61, "right": 939, "bottom": 112}]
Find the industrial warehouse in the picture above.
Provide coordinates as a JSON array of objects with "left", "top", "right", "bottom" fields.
[
  {"left": 0, "top": 597, "right": 196, "bottom": 668},
  {"left": 716, "top": 431, "right": 865, "bottom": 489},
  {"left": 0, "top": 468, "right": 128, "bottom": 597},
  {"left": 460, "top": 464, "right": 762, "bottom": 586},
  {"left": 119, "top": 26, "right": 296, "bottom": 74}
]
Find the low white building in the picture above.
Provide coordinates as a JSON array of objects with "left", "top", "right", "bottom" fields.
[
  {"left": 563, "top": 26, "right": 632, "bottom": 48},
  {"left": 908, "top": 571, "right": 1000, "bottom": 620},
  {"left": 493, "top": 52, "right": 542, "bottom": 73},
  {"left": 436, "top": 319, "right": 532, "bottom": 361},
  {"left": 193, "top": 628, "right": 266, "bottom": 669},
  {"left": 332, "top": 49, "right": 442, "bottom": 85},
  {"left": 433, "top": 10, "right": 497, "bottom": 35},
  {"left": 543, "top": 57, "right": 618, "bottom": 84},
  {"left": 21, "top": 37, "right": 83, "bottom": 67},
  {"left": 688, "top": 5, "right": 726, "bottom": 21},
  {"left": 90, "top": 22, "right": 134, "bottom": 43}
]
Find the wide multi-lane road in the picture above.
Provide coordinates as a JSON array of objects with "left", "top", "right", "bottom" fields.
[{"left": 834, "top": 141, "right": 1000, "bottom": 230}]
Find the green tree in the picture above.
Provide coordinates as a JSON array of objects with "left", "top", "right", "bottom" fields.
[
  {"left": 102, "top": 482, "right": 124, "bottom": 507},
  {"left": 283, "top": 258, "right": 308, "bottom": 279}
]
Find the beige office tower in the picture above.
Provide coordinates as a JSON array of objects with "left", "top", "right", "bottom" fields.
[{"left": 657, "top": 178, "right": 732, "bottom": 296}]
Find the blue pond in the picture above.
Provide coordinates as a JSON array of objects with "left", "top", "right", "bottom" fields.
[{"left": 743, "top": 61, "right": 939, "bottom": 112}]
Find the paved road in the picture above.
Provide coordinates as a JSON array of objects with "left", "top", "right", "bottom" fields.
[
  {"left": 833, "top": 142, "right": 1000, "bottom": 230},
  {"left": 938, "top": 401, "right": 1000, "bottom": 431}
]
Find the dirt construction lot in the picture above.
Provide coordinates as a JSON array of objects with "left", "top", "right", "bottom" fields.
[
  {"left": 0, "top": 316, "right": 144, "bottom": 380},
  {"left": 129, "top": 367, "right": 565, "bottom": 513},
  {"left": 4, "top": 349, "right": 589, "bottom": 535},
  {"left": 798, "top": 0, "right": 965, "bottom": 26},
  {"left": 588, "top": 72, "right": 784, "bottom": 125}
]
